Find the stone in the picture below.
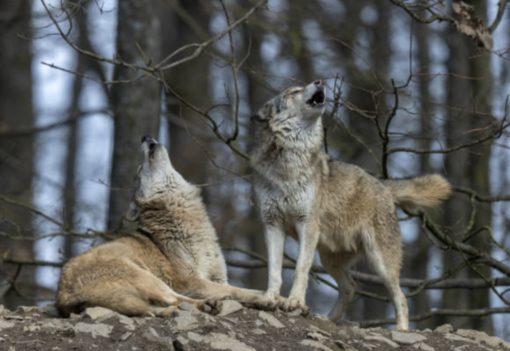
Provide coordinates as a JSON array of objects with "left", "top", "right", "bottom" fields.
[
  {"left": 173, "top": 310, "right": 199, "bottom": 331},
  {"left": 143, "top": 327, "right": 175, "bottom": 350},
  {"left": 218, "top": 300, "right": 243, "bottom": 317},
  {"left": 178, "top": 302, "right": 197, "bottom": 312},
  {"left": 120, "top": 332, "right": 132, "bottom": 341},
  {"left": 364, "top": 335, "right": 399, "bottom": 348},
  {"left": 205, "top": 332, "right": 255, "bottom": 351},
  {"left": 412, "top": 342, "right": 435, "bottom": 351},
  {"left": 0, "top": 305, "right": 4, "bottom": 314},
  {"left": 117, "top": 314, "right": 135, "bottom": 331},
  {"left": 39, "top": 304, "right": 60, "bottom": 318},
  {"left": 307, "top": 325, "right": 331, "bottom": 337},
  {"left": 350, "top": 327, "right": 368, "bottom": 338},
  {"left": 444, "top": 334, "right": 478, "bottom": 344},
  {"left": 17, "top": 306, "right": 44, "bottom": 314},
  {"left": 456, "top": 329, "right": 506, "bottom": 348},
  {"left": 434, "top": 324, "right": 453, "bottom": 333},
  {"left": 391, "top": 331, "right": 427, "bottom": 345},
  {"left": 251, "top": 328, "right": 266, "bottom": 335},
  {"left": 74, "top": 322, "right": 113, "bottom": 338},
  {"left": 0, "top": 319, "right": 15, "bottom": 331},
  {"left": 174, "top": 336, "right": 190, "bottom": 351},
  {"left": 84, "top": 307, "right": 115, "bottom": 320},
  {"left": 23, "top": 324, "right": 41, "bottom": 332},
  {"left": 187, "top": 331, "right": 204, "bottom": 343},
  {"left": 258, "top": 311, "right": 284, "bottom": 328},
  {"left": 307, "top": 332, "right": 328, "bottom": 342},
  {"left": 300, "top": 339, "right": 334, "bottom": 351},
  {"left": 254, "top": 319, "right": 263, "bottom": 327}
]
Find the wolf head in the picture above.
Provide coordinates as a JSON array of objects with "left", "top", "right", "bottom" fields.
[
  {"left": 252, "top": 79, "right": 326, "bottom": 125},
  {"left": 125, "top": 135, "right": 187, "bottom": 221}
]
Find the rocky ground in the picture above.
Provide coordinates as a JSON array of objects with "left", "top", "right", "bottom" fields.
[{"left": 0, "top": 302, "right": 508, "bottom": 351}]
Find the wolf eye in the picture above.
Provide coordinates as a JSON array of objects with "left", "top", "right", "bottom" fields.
[{"left": 290, "top": 89, "right": 302, "bottom": 95}]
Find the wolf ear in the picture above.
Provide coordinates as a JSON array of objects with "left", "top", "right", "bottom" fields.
[{"left": 125, "top": 201, "right": 140, "bottom": 222}]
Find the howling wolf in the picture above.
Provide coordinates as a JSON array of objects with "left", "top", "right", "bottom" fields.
[
  {"left": 250, "top": 80, "right": 451, "bottom": 330},
  {"left": 57, "top": 136, "right": 275, "bottom": 317}
]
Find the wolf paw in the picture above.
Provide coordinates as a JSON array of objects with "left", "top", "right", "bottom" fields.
[
  {"left": 281, "top": 297, "right": 309, "bottom": 315},
  {"left": 198, "top": 299, "right": 223, "bottom": 316}
]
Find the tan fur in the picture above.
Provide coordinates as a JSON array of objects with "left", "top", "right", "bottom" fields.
[
  {"left": 382, "top": 174, "right": 451, "bottom": 210},
  {"left": 56, "top": 136, "right": 275, "bottom": 317},
  {"left": 250, "top": 81, "right": 451, "bottom": 330}
]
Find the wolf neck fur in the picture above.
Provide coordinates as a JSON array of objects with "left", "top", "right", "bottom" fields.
[{"left": 253, "top": 117, "right": 324, "bottom": 184}]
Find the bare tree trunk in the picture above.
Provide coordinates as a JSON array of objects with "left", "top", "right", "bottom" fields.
[
  {"left": 0, "top": 0, "right": 35, "bottom": 307},
  {"left": 409, "top": 19, "right": 433, "bottom": 330},
  {"left": 107, "top": 0, "right": 162, "bottom": 230},
  {"left": 442, "top": 1, "right": 493, "bottom": 333}
]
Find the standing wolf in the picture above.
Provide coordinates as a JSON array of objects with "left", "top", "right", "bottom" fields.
[
  {"left": 57, "top": 136, "right": 274, "bottom": 317},
  {"left": 250, "top": 80, "right": 451, "bottom": 330}
]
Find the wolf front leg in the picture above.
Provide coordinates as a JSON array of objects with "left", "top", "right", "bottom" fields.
[
  {"left": 283, "top": 219, "right": 320, "bottom": 312},
  {"left": 264, "top": 223, "right": 286, "bottom": 305}
]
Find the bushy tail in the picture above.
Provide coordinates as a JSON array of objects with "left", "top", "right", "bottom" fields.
[{"left": 382, "top": 174, "right": 451, "bottom": 210}]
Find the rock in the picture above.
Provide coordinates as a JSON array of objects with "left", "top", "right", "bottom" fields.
[
  {"left": 116, "top": 314, "right": 135, "bottom": 331},
  {"left": 174, "top": 336, "right": 190, "bottom": 351},
  {"left": 187, "top": 331, "right": 204, "bottom": 343},
  {"left": 84, "top": 307, "right": 115, "bottom": 320},
  {"left": 300, "top": 339, "right": 334, "bottom": 351},
  {"left": 218, "top": 300, "right": 243, "bottom": 317},
  {"left": 413, "top": 342, "right": 435, "bottom": 351},
  {"left": 0, "top": 319, "right": 15, "bottom": 331},
  {"left": 143, "top": 327, "right": 175, "bottom": 350},
  {"left": 258, "top": 311, "right": 284, "bottom": 328},
  {"left": 307, "top": 332, "right": 328, "bottom": 342},
  {"left": 178, "top": 302, "right": 199, "bottom": 313},
  {"left": 364, "top": 335, "right": 399, "bottom": 348},
  {"left": 0, "top": 305, "right": 4, "bottom": 314},
  {"left": 350, "top": 327, "right": 368, "bottom": 338},
  {"left": 16, "top": 306, "right": 40, "bottom": 314},
  {"left": 435, "top": 324, "right": 453, "bottom": 333},
  {"left": 39, "top": 304, "right": 60, "bottom": 318},
  {"left": 74, "top": 322, "right": 113, "bottom": 338},
  {"left": 23, "top": 323, "right": 41, "bottom": 332},
  {"left": 307, "top": 325, "right": 331, "bottom": 337},
  {"left": 444, "top": 334, "right": 478, "bottom": 344},
  {"left": 255, "top": 319, "right": 263, "bottom": 327},
  {"left": 120, "top": 332, "right": 132, "bottom": 341},
  {"left": 205, "top": 332, "right": 255, "bottom": 351},
  {"left": 173, "top": 310, "right": 199, "bottom": 331},
  {"left": 391, "top": 331, "right": 427, "bottom": 345},
  {"left": 251, "top": 328, "right": 266, "bottom": 335},
  {"left": 456, "top": 329, "right": 506, "bottom": 348}
]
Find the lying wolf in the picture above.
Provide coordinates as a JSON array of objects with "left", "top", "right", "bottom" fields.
[
  {"left": 250, "top": 80, "right": 451, "bottom": 330},
  {"left": 57, "top": 136, "right": 274, "bottom": 317}
]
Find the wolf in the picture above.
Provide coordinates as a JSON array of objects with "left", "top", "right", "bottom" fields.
[
  {"left": 250, "top": 80, "right": 451, "bottom": 330},
  {"left": 57, "top": 136, "right": 275, "bottom": 317}
]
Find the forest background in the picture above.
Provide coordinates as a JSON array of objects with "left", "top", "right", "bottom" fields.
[{"left": 1, "top": 0, "right": 510, "bottom": 340}]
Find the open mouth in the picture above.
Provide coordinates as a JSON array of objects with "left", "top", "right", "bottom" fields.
[
  {"left": 306, "top": 91, "right": 325, "bottom": 107},
  {"left": 148, "top": 142, "right": 156, "bottom": 159}
]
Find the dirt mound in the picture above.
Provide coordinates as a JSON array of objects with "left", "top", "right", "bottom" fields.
[{"left": 0, "top": 302, "right": 508, "bottom": 351}]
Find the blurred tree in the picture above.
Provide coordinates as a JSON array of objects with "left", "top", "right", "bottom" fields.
[
  {"left": 442, "top": 0, "right": 494, "bottom": 334},
  {"left": 107, "top": 0, "right": 163, "bottom": 230},
  {"left": 0, "top": 0, "right": 35, "bottom": 308}
]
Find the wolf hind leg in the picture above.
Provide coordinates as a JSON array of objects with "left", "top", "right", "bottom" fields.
[
  {"left": 319, "top": 250, "right": 357, "bottom": 323},
  {"left": 364, "top": 225, "right": 409, "bottom": 330}
]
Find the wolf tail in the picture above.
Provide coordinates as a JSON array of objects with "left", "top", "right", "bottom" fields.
[{"left": 382, "top": 174, "right": 451, "bottom": 210}]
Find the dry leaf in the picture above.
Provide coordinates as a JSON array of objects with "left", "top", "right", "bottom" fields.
[{"left": 452, "top": 1, "right": 493, "bottom": 50}]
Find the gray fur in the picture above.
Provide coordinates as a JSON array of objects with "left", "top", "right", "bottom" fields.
[{"left": 250, "top": 80, "right": 451, "bottom": 330}]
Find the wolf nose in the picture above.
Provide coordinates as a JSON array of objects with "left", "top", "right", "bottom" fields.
[
  {"left": 141, "top": 135, "right": 153, "bottom": 144},
  {"left": 314, "top": 79, "right": 324, "bottom": 87}
]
